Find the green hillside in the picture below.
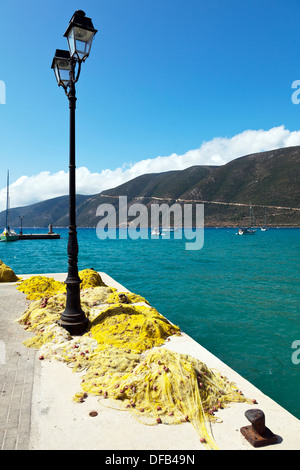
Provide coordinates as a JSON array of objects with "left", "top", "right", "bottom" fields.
[{"left": 1, "top": 146, "right": 299, "bottom": 228}]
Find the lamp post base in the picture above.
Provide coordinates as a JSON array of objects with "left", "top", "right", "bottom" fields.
[
  {"left": 59, "top": 279, "right": 88, "bottom": 336},
  {"left": 58, "top": 317, "right": 88, "bottom": 336}
]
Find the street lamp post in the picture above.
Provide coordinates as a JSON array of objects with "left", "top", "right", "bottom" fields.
[
  {"left": 19, "top": 216, "right": 24, "bottom": 235},
  {"left": 51, "top": 11, "right": 97, "bottom": 336}
]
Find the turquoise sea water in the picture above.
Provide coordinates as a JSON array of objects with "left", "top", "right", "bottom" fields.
[{"left": 1, "top": 227, "right": 300, "bottom": 420}]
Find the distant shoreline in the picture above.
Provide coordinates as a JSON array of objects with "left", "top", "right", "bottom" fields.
[{"left": 8, "top": 225, "right": 300, "bottom": 230}]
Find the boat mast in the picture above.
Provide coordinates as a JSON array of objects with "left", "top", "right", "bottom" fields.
[
  {"left": 249, "top": 203, "right": 255, "bottom": 227},
  {"left": 264, "top": 208, "right": 268, "bottom": 228},
  {"left": 5, "top": 170, "right": 10, "bottom": 231}
]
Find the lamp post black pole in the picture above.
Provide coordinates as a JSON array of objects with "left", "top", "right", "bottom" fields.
[
  {"left": 51, "top": 10, "right": 97, "bottom": 335},
  {"left": 58, "top": 59, "right": 88, "bottom": 336}
]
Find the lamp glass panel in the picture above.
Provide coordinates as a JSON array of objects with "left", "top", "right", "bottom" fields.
[
  {"left": 55, "top": 58, "right": 71, "bottom": 86},
  {"left": 59, "top": 68, "right": 71, "bottom": 85},
  {"left": 54, "top": 66, "right": 61, "bottom": 85},
  {"left": 67, "top": 26, "right": 94, "bottom": 60}
]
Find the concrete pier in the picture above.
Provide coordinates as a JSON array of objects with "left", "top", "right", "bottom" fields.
[{"left": 0, "top": 272, "right": 299, "bottom": 451}]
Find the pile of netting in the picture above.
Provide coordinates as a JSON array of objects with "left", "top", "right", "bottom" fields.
[
  {"left": 16, "top": 268, "right": 106, "bottom": 300},
  {"left": 16, "top": 269, "right": 253, "bottom": 450},
  {"left": 0, "top": 259, "right": 19, "bottom": 283}
]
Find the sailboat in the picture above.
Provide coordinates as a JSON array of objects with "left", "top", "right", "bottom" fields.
[
  {"left": 237, "top": 204, "right": 257, "bottom": 235},
  {"left": 261, "top": 208, "right": 268, "bottom": 231},
  {"left": 151, "top": 227, "right": 165, "bottom": 236},
  {"left": 0, "top": 171, "right": 18, "bottom": 242}
]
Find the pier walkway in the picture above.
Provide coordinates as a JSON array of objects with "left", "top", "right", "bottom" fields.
[{"left": 0, "top": 273, "right": 299, "bottom": 451}]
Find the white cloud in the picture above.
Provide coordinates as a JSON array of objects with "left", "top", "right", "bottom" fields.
[{"left": 0, "top": 125, "right": 299, "bottom": 212}]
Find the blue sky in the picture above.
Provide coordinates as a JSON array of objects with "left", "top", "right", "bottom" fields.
[{"left": 1, "top": 0, "right": 300, "bottom": 210}]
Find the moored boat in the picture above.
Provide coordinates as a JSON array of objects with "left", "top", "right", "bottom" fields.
[
  {"left": 0, "top": 171, "right": 18, "bottom": 242},
  {"left": 0, "top": 229, "right": 19, "bottom": 242},
  {"left": 237, "top": 204, "right": 257, "bottom": 235},
  {"left": 261, "top": 208, "right": 268, "bottom": 231},
  {"left": 238, "top": 227, "right": 257, "bottom": 235}
]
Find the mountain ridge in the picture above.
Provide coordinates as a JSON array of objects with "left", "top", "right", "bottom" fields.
[{"left": 1, "top": 145, "right": 300, "bottom": 228}]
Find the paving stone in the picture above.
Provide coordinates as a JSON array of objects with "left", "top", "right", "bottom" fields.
[{"left": 0, "top": 286, "right": 36, "bottom": 451}]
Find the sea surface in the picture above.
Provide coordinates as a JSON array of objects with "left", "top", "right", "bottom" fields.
[{"left": 1, "top": 227, "right": 300, "bottom": 420}]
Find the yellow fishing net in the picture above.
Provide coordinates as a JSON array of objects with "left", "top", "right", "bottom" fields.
[
  {"left": 16, "top": 269, "right": 253, "bottom": 450},
  {"left": 106, "top": 291, "right": 150, "bottom": 305},
  {"left": 17, "top": 268, "right": 106, "bottom": 300},
  {"left": 0, "top": 260, "right": 19, "bottom": 282},
  {"left": 74, "top": 346, "right": 251, "bottom": 450},
  {"left": 87, "top": 304, "right": 180, "bottom": 354}
]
